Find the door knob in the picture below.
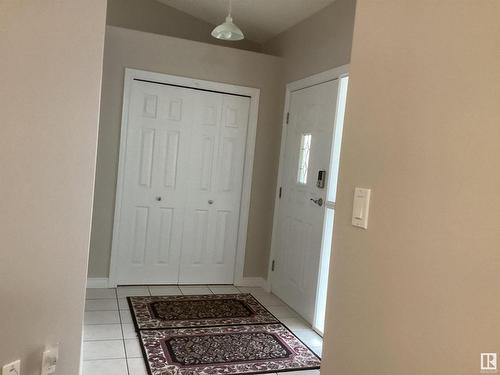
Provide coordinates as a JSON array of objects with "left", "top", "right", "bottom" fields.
[
  {"left": 310, "top": 197, "right": 323, "bottom": 206},
  {"left": 208, "top": 200, "right": 214, "bottom": 205},
  {"left": 156, "top": 197, "right": 162, "bottom": 201}
]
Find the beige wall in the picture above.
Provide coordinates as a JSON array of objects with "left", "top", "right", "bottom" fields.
[
  {"left": 88, "top": 26, "right": 284, "bottom": 279},
  {"left": 107, "top": 0, "right": 262, "bottom": 52},
  {"left": 263, "top": 0, "right": 356, "bottom": 82},
  {"left": 322, "top": 1, "right": 500, "bottom": 374},
  {"left": 0, "top": 1, "right": 106, "bottom": 374}
]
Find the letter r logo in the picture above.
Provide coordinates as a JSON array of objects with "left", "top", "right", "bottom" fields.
[{"left": 481, "top": 353, "right": 497, "bottom": 372}]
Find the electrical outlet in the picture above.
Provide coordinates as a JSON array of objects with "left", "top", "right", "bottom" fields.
[
  {"left": 41, "top": 346, "right": 58, "bottom": 375},
  {"left": 2, "top": 360, "right": 20, "bottom": 375}
]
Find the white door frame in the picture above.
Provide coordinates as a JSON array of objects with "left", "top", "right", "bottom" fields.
[
  {"left": 267, "top": 64, "right": 349, "bottom": 293},
  {"left": 108, "top": 68, "right": 260, "bottom": 287}
]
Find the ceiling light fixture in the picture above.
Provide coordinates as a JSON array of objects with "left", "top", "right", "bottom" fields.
[{"left": 211, "top": 0, "right": 244, "bottom": 41}]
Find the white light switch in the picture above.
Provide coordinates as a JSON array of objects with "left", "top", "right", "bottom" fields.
[
  {"left": 41, "top": 346, "right": 58, "bottom": 375},
  {"left": 352, "top": 187, "right": 371, "bottom": 229},
  {"left": 2, "top": 360, "right": 20, "bottom": 375}
]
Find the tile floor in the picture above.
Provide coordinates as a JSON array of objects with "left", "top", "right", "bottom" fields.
[{"left": 83, "top": 285, "right": 322, "bottom": 375}]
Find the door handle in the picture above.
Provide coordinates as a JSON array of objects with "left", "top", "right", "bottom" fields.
[
  {"left": 155, "top": 197, "right": 162, "bottom": 201},
  {"left": 310, "top": 197, "right": 323, "bottom": 207},
  {"left": 208, "top": 200, "right": 214, "bottom": 205}
]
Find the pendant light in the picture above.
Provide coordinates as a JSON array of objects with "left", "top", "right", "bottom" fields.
[{"left": 211, "top": 0, "right": 245, "bottom": 41}]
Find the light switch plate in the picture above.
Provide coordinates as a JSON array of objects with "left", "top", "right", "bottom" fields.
[
  {"left": 2, "top": 360, "right": 20, "bottom": 375},
  {"left": 41, "top": 346, "right": 58, "bottom": 375},
  {"left": 352, "top": 187, "right": 371, "bottom": 229}
]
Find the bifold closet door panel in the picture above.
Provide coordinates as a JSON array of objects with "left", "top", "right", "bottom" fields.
[
  {"left": 179, "top": 92, "right": 251, "bottom": 284},
  {"left": 115, "top": 81, "right": 193, "bottom": 284}
]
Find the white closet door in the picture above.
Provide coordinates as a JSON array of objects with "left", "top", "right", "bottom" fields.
[
  {"left": 115, "top": 81, "right": 193, "bottom": 284},
  {"left": 114, "top": 80, "right": 251, "bottom": 285},
  {"left": 179, "top": 92, "right": 250, "bottom": 284}
]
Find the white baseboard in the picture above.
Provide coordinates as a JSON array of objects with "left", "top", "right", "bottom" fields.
[
  {"left": 87, "top": 276, "right": 268, "bottom": 290},
  {"left": 86, "top": 277, "right": 110, "bottom": 288},
  {"left": 235, "top": 277, "right": 268, "bottom": 289}
]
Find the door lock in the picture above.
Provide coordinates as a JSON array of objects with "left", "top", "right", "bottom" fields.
[
  {"left": 316, "top": 170, "right": 326, "bottom": 189},
  {"left": 310, "top": 197, "right": 323, "bottom": 206},
  {"left": 155, "top": 197, "right": 162, "bottom": 201}
]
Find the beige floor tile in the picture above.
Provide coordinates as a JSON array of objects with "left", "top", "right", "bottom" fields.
[
  {"left": 267, "top": 305, "right": 299, "bottom": 318},
  {"left": 127, "top": 358, "right": 148, "bottom": 375},
  {"left": 82, "top": 340, "right": 125, "bottom": 360},
  {"left": 236, "top": 286, "right": 268, "bottom": 295},
  {"left": 122, "top": 323, "right": 138, "bottom": 339},
  {"left": 124, "top": 339, "right": 143, "bottom": 358},
  {"left": 180, "top": 286, "right": 212, "bottom": 295},
  {"left": 148, "top": 286, "right": 182, "bottom": 296},
  {"left": 86, "top": 288, "right": 116, "bottom": 300},
  {"left": 82, "top": 359, "right": 128, "bottom": 375},
  {"left": 209, "top": 286, "right": 240, "bottom": 294},
  {"left": 85, "top": 299, "right": 118, "bottom": 311},
  {"left": 281, "top": 317, "right": 312, "bottom": 331},
  {"left": 118, "top": 298, "right": 129, "bottom": 310},
  {"left": 293, "top": 329, "right": 323, "bottom": 348},
  {"left": 119, "top": 309, "right": 133, "bottom": 324},
  {"left": 83, "top": 324, "right": 123, "bottom": 341},
  {"left": 254, "top": 293, "right": 287, "bottom": 307},
  {"left": 117, "top": 286, "right": 150, "bottom": 298},
  {"left": 84, "top": 311, "right": 120, "bottom": 325}
]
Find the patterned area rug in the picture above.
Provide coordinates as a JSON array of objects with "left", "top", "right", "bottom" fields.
[
  {"left": 139, "top": 323, "right": 321, "bottom": 375},
  {"left": 128, "top": 294, "right": 279, "bottom": 329}
]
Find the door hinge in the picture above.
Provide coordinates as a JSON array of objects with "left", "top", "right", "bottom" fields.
[
  {"left": 286, "top": 112, "right": 290, "bottom": 124},
  {"left": 279, "top": 187, "right": 282, "bottom": 199},
  {"left": 271, "top": 260, "right": 275, "bottom": 272}
]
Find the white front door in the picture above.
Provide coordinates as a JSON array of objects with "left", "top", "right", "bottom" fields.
[
  {"left": 272, "top": 79, "right": 340, "bottom": 323},
  {"left": 114, "top": 80, "right": 250, "bottom": 285}
]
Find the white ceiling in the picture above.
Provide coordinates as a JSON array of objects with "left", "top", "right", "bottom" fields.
[{"left": 156, "top": 0, "right": 336, "bottom": 43}]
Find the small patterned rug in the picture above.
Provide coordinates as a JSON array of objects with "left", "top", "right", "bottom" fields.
[
  {"left": 139, "top": 323, "right": 321, "bottom": 375},
  {"left": 128, "top": 294, "right": 279, "bottom": 330}
]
